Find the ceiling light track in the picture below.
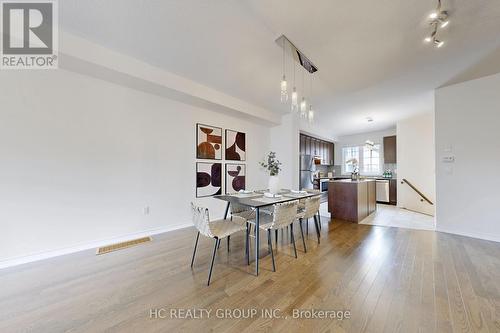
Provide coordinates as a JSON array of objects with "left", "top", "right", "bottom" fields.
[
  {"left": 275, "top": 35, "right": 318, "bottom": 74},
  {"left": 424, "top": 0, "right": 450, "bottom": 48}
]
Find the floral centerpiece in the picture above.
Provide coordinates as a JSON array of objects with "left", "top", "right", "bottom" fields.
[{"left": 260, "top": 152, "right": 282, "bottom": 194}]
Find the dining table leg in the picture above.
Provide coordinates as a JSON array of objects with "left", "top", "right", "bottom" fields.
[{"left": 255, "top": 207, "right": 260, "bottom": 276}]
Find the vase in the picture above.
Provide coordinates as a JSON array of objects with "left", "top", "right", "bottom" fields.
[{"left": 268, "top": 175, "right": 279, "bottom": 194}]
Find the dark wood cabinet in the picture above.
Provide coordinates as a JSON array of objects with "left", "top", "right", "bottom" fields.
[
  {"left": 389, "top": 179, "right": 397, "bottom": 205},
  {"left": 329, "top": 180, "right": 377, "bottom": 222},
  {"left": 383, "top": 135, "right": 397, "bottom": 164},
  {"left": 299, "top": 133, "right": 335, "bottom": 165},
  {"left": 330, "top": 142, "right": 335, "bottom": 165}
]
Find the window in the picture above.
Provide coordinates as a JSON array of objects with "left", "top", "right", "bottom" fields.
[
  {"left": 342, "top": 144, "right": 381, "bottom": 175},
  {"left": 342, "top": 146, "right": 359, "bottom": 173},
  {"left": 363, "top": 144, "right": 380, "bottom": 174}
]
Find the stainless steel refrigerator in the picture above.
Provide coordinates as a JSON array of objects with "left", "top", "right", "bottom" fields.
[{"left": 300, "top": 155, "right": 316, "bottom": 190}]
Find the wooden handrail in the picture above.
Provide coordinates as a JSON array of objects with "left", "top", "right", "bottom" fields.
[{"left": 401, "top": 179, "right": 434, "bottom": 205}]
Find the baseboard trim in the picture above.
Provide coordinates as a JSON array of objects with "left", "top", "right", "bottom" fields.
[
  {"left": 436, "top": 226, "right": 500, "bottom": 243},
  {"left": 0, "top": 223, "right": 192, "bottom": 270}
]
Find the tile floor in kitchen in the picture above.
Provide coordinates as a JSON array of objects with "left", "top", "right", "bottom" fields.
[{"left": 319, "top": 202, "right": 435, "bottom": 231}]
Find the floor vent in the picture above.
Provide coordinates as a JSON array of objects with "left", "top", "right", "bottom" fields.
[{"left": 96, "top": 237, "right": 152, "bottom": 255}]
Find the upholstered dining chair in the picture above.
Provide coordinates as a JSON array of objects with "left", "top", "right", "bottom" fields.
[
  {"left": 228, "top": 202, "right": 256, "bottom": 255},
  {"left": 303, "top": 189, "right": 322, "bottom": 233},
  {"left": 296, "top": 195, "right": 321, "bottom": 252},
  {"left": 190, "top": 203, "right": 247, "bottom": 286},
  {"left": 247, "top": 200, "right": 299, "bottom": 272}
]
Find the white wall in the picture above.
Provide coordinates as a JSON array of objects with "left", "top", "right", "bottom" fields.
[
  {"left": 0, "top": 69, "right": 272, "bottom": 266},
  {"left": 334, "top": 128, "right": 396, "bottom": 174},
  {"left": 396, "top": 113, "right": 436, "bottom": 216},
  {"left": 435, "top": 73, "right": 500, "bottom": 242},
  {"left": 270, "top": 114, "right": 300, "bottom": 190}
]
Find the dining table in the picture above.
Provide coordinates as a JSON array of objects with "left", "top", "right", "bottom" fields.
[{"left": 214, "top": 189, "right": 321, "bottom": 276}]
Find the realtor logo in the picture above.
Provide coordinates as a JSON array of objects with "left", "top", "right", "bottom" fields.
[{"left": 1, "top": 0, "right": 58, "bottom": 69}]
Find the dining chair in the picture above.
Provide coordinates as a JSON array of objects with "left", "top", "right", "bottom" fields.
[
  {"left": 190, "top": 202, "right": 247, "bottom": 285},
  {"left": 229, "top": 202, "right": 256, "bottom": 255},
  {"left": 247, "top": 200, "right": 299, "bottom": 272},
  {"left": 296, "top": 195, "right": 321, "bottom": 252},
  {"left": 304, "top": 189, "right": 322, "bottom": 232}
]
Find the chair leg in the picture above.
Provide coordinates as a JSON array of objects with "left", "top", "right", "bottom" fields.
[
  {"left": 306, "top": 218, "right": 309, "bottom": 235},
  {"left": 207, "top": 238, "right": 218, "bottom": 286},
  {"left": 317, "top": 212, "right": 322, "bottom": 230},
  {"left": 246, "top": 223, "right": 250, "bottom": 265},
  {"left": 275, "top": 229, "right": 278, "bottom": 248},
  {"left": 299, "top": 219, "right": 307, "bottom": 253},
  {"left": 290, "top": 224, "right": 298, "bottom": 259},
  {"left": 313, "top": 215, "right": 321, "bottom": 244},
  {"left": 190, "top": 231, "right": 200, "bottom": 268},
  {"left": 227, "top": 235, "right": 230, "bottom": 252},
  {"left": 218, "top": 238, "right": 221, "bottom": 249},
  {"left": 268, "top": 229, "right": 276, "bottom": 272}
]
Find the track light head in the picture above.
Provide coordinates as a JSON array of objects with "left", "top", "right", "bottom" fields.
[{"left": 434, "top": 39, "right": 444, "bottom": 48}]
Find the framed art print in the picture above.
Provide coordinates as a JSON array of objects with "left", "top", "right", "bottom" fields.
[
  {"left": 197, "top": 124, "right": 222, "bottom": 160},
  {"left": 196, "top": 162, "right": 222, "bottom": 197},
  {"left": 225, "top": 129, "right": 246, "bottom": 161},
  {"left": 225, "top": 163, "right": 245, "bottom": 194}
]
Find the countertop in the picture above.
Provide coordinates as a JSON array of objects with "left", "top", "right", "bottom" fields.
[
  {"left": 317, "top": 176, "right": 396, "bottom": 181},
  {"left": 330, "top": 179, "right": 376, "bottom": 184}
]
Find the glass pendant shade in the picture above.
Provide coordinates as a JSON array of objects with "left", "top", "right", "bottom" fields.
[
  {"left": 291, "top": 87, "right": 298, "bottom": 111},
  {"left": 300, "top": 97, "right": 307, "bottom": 116},
  {"left": 308, "top": 105, "right": 314, "bottom": 123},
  {"left": 280, "top": 75, "right": 288, "bottom": 102}
]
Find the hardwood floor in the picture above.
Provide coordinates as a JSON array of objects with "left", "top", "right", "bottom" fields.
[{"left": 1, "top": 218, "right": 500, "bottom": 332}]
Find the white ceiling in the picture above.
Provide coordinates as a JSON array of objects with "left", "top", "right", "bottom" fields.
[{"left": 60, "top": 0, "right": 500, "bottom": 136}]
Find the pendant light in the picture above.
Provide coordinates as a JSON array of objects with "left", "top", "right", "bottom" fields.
[
  {"left": 291, "top": 60, "right": 298, "bottom": 111},
  {"left": 308, "top": 74, "right": 314, "bottom": 124},
  {"left": 280, "top": 38, "right": 288, "bottom": 102},
  {"left": 300, "top": 68, "right": 307, "bottom": 116}
]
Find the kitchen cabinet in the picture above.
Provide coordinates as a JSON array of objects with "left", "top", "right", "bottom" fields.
[
  {"left": 299, "top": 133, "right": 335, "bottom": 165},
  {"left": 324, "top": 142, "right": 330, "bottom": 165},
  {"left": 383, "top": 135, "right": 397, "bottom": 164},
  {"left": 300, "top": 135, "right": 306, "bottom": 155},
  {"left": 321, "top": 141, "right": 327, "bottom": 162},
  {"left": 389, "top": 179, "right": 397, "bottom": 205}
]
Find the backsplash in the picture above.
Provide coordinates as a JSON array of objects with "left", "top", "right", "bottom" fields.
[
  {"left": 315, "top": 164, "right": 336, "bottom": 177},
  {"left": 330, "top": 164, "right": 396, "bottom": 177},
  {"left": 383, "top": 163, "right": 397, "bottom": 176}
]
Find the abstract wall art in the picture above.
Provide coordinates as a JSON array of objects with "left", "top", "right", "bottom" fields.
[
  {"left": 225, "top": 129, "right": 246, "bottom": 161},
  {"left": 225, "top": 163, "right": 246, "bottom": 194},
  {"left": 196, "top": 162, "right": 222, "bottom": 197},
  {"left": 197, "top": 124, "right": 222, "bottom": 160}
]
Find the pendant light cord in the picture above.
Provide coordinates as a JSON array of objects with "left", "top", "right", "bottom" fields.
[{"left": 282, "top": 38, "right": 285, "bottom": 77}]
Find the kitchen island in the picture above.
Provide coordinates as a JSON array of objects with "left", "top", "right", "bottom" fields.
[{"left": 328, "top": 179, "right": 376, "bottom": 222}]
